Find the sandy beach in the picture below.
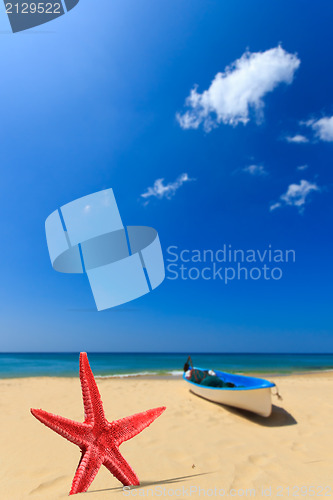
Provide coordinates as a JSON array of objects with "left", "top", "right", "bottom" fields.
[{"left": 1, "top": 372, "right": 332, "bottom": 499}]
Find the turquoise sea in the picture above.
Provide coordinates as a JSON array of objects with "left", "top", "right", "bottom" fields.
[{"left": 0, "top": 353, "right": 333, "bottom": 378}]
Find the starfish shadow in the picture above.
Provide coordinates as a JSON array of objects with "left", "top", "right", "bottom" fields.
[{"left": 87, "top": 472, "right": 214, "bottom": 494}]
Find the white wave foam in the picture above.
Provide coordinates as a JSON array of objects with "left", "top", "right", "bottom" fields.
[
  {"left": 96, "top": 371, "right": 158, "bottom": 379},
  {"left": 95, "top": 369, "right": 184, "bottom": 379}
]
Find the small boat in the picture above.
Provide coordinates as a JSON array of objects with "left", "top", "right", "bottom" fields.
[{"left": 183, "top": 367, "right": 276, "bottom": 417}]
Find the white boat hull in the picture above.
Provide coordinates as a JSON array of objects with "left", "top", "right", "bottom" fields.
[
  {"left": 183, "top": 368, "right": 275, "bottom": 417},
  {"left": 188, "top": 383, "right": 273, "bottom": 417}
]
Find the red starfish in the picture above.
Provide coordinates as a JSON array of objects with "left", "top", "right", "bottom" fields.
[{"left": 31, "top": 352, "right": 166, "bottom": 495}]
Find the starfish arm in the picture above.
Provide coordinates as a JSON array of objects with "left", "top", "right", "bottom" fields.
[
  {"left": 112, "top": 406, "right": 166, "bottom": 445},
  {"left": 80, "top": 352, "right": 105, "bottom": 424},
  {"left": 103, "top": 447, "right": 140, "bottom": 486},
  {"left": 70, "top": 447, "right": 103, "bottom": 495},
  {"left": 31, "top": 408, "right": 90, "bottom": 448}
]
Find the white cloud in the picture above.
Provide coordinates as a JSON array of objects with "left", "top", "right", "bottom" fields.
[
  {"left": 285, "top": 134, "right": 309, "bottom": 143},
  {"left": 270, "top": 180, "right": 320, "bottom": 213},
  {"left": 306, "top": 116, "right": 333, "bottom": 142},
  {"left": 297, "top": 164, "right": 308, "bottom": 171},
  {"left": 242, "top": 164, "right": 268, "bottom": 176},
  {"left": 177, "top": 46, "right": 300, "bottom": 132},
  {"left": 270, "top": 202, "right": 282, "bottom": 212},
  {"left": 141, "top": 173, "right": 194, "bottom": 202}
]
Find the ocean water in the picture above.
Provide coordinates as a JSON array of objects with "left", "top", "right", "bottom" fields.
[{"left": 0, "top": 353, "right": 333, "bottom": 378}]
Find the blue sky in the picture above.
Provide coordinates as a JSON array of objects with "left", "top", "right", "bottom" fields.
[{"left": 0, "top": 0, "right": 332, "bottom": 352}]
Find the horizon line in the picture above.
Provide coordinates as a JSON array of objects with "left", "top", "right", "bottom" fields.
[{"left": 1, "top": 352, "right": 333, "bottom": 355}]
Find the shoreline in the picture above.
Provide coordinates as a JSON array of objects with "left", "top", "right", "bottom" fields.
[
  {"left": 2, "top": 353, "right": 333, "bottom": 382},
  {"left": 1, "top": 368, "right": 333, "bottom": 381}
]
